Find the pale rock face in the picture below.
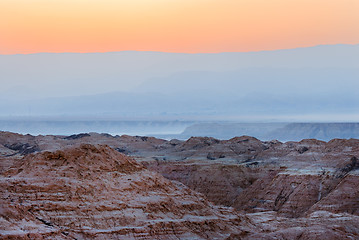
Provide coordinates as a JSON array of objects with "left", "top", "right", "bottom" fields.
[
  {"left": 141, "top": 136, "right": 359, "bottom": 217},
  {"left": 0, "top": 144, "right": 252, "bottom": 239}
]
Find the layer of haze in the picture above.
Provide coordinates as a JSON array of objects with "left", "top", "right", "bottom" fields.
[
  {"left": 1, "top": 0, "right": 359, "bottom": 54},
  {"left": 0, "top": 44, "right": 358, "bottom": 122}
]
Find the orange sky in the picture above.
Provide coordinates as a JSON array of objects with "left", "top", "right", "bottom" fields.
[{"left": 1, "top": 0, "right": 358, "bottom": 54}]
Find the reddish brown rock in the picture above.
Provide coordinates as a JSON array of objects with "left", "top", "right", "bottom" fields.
[
  {"left": 0, "top": 144, "right": 252, "bottom": 239},
  {"left": 1, "top": 131, "right": 359, "bottom": 239}
]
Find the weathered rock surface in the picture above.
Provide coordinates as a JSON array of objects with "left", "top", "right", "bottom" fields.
[
  {"left": 0, "top": 144, "right": 252, "bottom": 239},
  {"left": 245, "top": 211, "right": 359, "bottom": 240},
  {"left": 1, "top": 131, "right": 359, "bottom": 239}
]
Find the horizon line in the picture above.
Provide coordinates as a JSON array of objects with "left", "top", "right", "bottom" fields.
[{"left": 1, "top": 43, "right": 358, "bottom": 56}]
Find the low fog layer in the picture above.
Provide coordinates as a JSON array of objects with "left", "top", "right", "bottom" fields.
[
  {"left": 1, "top": 120, "right": 358, "bottom": 142},
  {"left": 0, "top": 44, "right": 358, "bottom": 121},
  {"left": 0, "top": 119, "right": 193, "bottom": 136}
]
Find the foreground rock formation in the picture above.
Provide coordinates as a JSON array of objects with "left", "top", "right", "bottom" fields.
[
  {"left": 1, "top": 131, "right": 359, "bottom": 239},
  {"left": 1, "top": 144, "right": 253, "bottom": 239}
]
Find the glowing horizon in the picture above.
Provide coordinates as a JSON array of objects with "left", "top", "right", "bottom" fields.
[{"left": 1, "top": 0, "right": 359, "bottom": 54}]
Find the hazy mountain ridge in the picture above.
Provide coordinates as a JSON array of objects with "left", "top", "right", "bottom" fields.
[
  {"left": 176, "top": 122, "right": 359, "bottom": 141},
  {"left": 2, "top": 120, "right": 359, "bottom": 142},
  {"left": 1, "top": 44, "right": 358, "bottom": 120},
  {"left": 1, "top": 67, "right": 358, "bottom": 117},
  {"left": 266, "top": 123, "right": 359, "bottom": 141}
]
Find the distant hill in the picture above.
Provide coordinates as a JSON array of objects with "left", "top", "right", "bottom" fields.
[
  {"left": 0, "top": 44, "right": 358, "bottom": 119},
  {"left": 265, "top": 123, "right": 359, "bottom": 141},
  {"left": 172, "top": 122, "right": 359, "bottom": 141}
]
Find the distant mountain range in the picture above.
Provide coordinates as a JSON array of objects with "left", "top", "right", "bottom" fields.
[
  {"left": 167, "top": 122, "right": 359, "bottom": 142},
  {"left": 0, "top": 44, "right": 358, "bottom": 120},
  {"left": 1, "top": 119, "right": 358, "bottom": 142}
]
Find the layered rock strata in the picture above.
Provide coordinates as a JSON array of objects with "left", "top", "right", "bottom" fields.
[
  {"left": 1, "top": 131, "right": 359, "bottom": 239},
  {"left": 1, "top": 144, "right": 252, "bottom": 239}
]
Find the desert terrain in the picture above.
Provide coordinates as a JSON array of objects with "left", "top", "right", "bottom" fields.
[{"left": 1, "top": 131, "right": 358, "bottom": 239}]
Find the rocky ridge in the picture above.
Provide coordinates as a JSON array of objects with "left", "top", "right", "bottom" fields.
[
  {"left": 1, "top": 144, "right": 252, "bottom": 239},
  {"left": 1, "top": 131, "right": 359, "bottom": 239}
]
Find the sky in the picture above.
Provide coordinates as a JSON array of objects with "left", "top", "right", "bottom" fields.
[{"left": 1, "top": 0, "right": 359, "bottom": 54}]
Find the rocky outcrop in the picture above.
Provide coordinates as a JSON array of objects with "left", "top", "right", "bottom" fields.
[
  {"left": 137, "top": 135, "right": 359, "bottom": 220},
  {"left": 63, "top": 133, "right": 91, "bottom": 140},
  {"left": 0, "top": 144, "right": 252, "bottom": 239},
  {"left": 1, "top": 131, "right": 359, "bottom": 239},
  {"left": 245, "top": 211, "right": 359, "bottom": 239}
]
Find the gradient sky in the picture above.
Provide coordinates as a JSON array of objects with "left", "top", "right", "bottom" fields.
[{"left": 1, "top": 0, "right": 358, "bottom": 54}]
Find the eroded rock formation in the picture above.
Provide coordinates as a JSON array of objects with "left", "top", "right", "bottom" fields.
[
  {"left": 0, "top": 144, "right": 252, "bottom": 239},
  {"left": 1, "top": 131, "right": 359, "bottom": 239}
]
